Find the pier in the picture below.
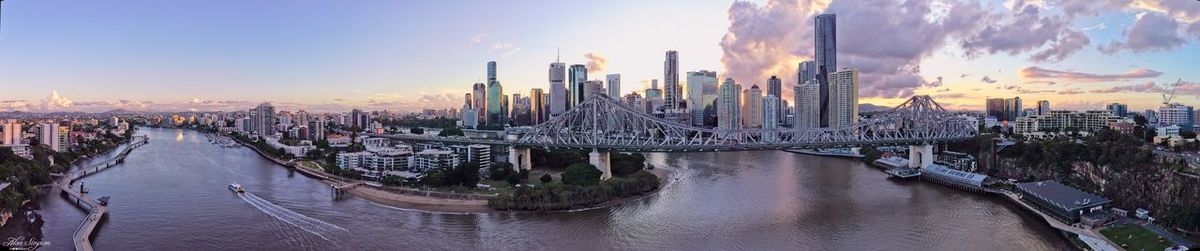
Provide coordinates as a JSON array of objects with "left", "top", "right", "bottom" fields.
[{"left": 58, "top": 136, "right": 148, "bottom": 251}]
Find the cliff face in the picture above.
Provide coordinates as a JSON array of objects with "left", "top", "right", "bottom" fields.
[{"left": 984, "top": 156, "right": 1200, "bottom": 231}]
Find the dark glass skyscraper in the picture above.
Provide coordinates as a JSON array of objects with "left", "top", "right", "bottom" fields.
[
  {"left": 487, "top": 61, "right": 497, "bottom": 82},
  {"left": 814, "top": 14, "right": 836, "bottom": 128},
  {"left": 664, "top": 50, "right": 679, "bottom": 109},
  {"left": 569, "top": 64, "right": 588, "bottom": 107},
  {"left": 767, "top": 76, "right": 783, "bottom": 124}
]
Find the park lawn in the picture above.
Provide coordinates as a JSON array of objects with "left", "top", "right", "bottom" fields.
[
  {"left": 1100, "top": 224, "right": 1173, "bottom": 251},
  {"left": 298, "top": 160, "right": 324, "bottom": 171}
]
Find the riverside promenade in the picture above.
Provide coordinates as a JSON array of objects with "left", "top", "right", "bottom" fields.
[{"left": 59, "top": 136, "right": 149, "bottom": 251}]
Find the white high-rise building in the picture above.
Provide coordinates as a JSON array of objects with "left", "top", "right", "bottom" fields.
[
  {"left": 606, "top": 74, "right": 621, "bottom": 99},
  {"left": 794, "top": 80, "right": 820, "bottom": 128},
  {"left": 763, "top": 94, "right": 781, "bottom": 142},
  {"left": 686, "top": 70, "right": 719, "bottom": 127},
  {"left": 549, "top": 60, "right": 567, "bottom": 116},
  {"left": 663, "top": 50, "right": 680, "bottom": 109},
  {"left": 827, "top": 69, "right": 859, "bottom": 127},
  {"left": 717, "top": 78, "right": 742, "bottom": 130},
  {"left": 583, "top": 80, "right": 604, "bottom": 100},
  {"left": 39, "top": 123, "right": 67, "bottom": 152},
  {"left": 2, "top": 120, "right": 21, "bottom": 145},
  {"left": 1159, "top": 103, "right": 1195, "bottom": 130},
  {"left": 742, "top": 85, "right": 764, "bottom": 129},
  {"left": 251, "top": 103, "right": 277, "bottom": 136}
]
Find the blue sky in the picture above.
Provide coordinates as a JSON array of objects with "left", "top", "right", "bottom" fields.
[{"left": 0, "top": 0, "right": 1197, "bottom": 112}]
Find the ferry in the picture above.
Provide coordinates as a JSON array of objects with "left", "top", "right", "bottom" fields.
[{"left": 228, "top": 183, "right": 245, "bottom": 193}]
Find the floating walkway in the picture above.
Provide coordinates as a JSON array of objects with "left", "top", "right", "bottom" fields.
[{"left": 58, "top": 136, "right": 148, "bottom": 251}]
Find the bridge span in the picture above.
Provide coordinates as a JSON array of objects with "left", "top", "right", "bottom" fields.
[{"left": 377, "top": 95, "right": 975, "bottom": 179}]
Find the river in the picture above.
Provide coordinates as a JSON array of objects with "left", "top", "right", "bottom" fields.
[{"left": 6, "top": 127, "right": 1071, "bottom": 250}]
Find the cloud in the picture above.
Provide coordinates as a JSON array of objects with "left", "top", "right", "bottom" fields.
[
  {"left": 1018, "top": 66, "right": 1162, "bottom": 82},
  {"left": 959, "top": 0, "right": 1090, "bottom": 62},
  {"left": 935, "top": 88, "right": 952, "bottom": 92},
  {"left": 1099, "top": 12, "right": 1187, "bottom": 54},
  {"left": 40, "top": 91, "right": 74, "bottom": 111},
  {"left": 934, "top": 93, "right": 967, "bottom": 99},
  {"left": 960, "top": 73, "right": 970, "bottom": 79},
  {"left": 584, "top": 53, "right": 608, "bottom": 75},
  {"left": 981, "top": 76, "right": 998, "bottom": 84},
  {"left": 0, "top": 100, "right": 31, "bottom": 111},
  {"left": 1088, "top": 81, "right": 1161, "bottom": 93},
  {"left": 1058, "top": 89, "right": 1085, "bottom": 95},
  {"left": 471, "top": 34, "right": 520, "bottom": 57},
  {"left": 928, "top": 76, "right": 944, "bottom": 87},
  {"left": 1081, "top": 23, "right": 1107, "bottom": 31},
  {"left": 491, "top": 43, "right": 521, "bottom": 57},
  {"left": 1023, "top": 80, "right": 1058, "bottom": 85}
]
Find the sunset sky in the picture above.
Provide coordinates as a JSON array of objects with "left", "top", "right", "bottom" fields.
[{"left": 0, "top": 0, "right": 1197, "bottom": 113}]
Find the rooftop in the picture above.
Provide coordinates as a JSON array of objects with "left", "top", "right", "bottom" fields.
[{"left": 1017, "top": 180, "right": 1111, "bottom": 212}]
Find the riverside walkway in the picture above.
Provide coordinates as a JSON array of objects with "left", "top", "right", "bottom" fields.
[
  {"left": 59, "top": 136, "right": 149, "bottom": 251},
  {"left": 1000, "top": 191, "right": 1121, "bottom": 251}
]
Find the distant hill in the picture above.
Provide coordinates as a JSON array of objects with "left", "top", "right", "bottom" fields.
[{"left": 858, "top": 103, "right": 890, "bottom": 112}]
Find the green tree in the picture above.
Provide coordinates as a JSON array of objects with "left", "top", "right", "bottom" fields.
[
  {"left": 409, "top": 127, "right": 425, "bottom": 134},
  {"left": 540, "top": 173, "right": 553, "bottom": 184},
  {"left": 562, "top": 163, "right": 602, "bottom": 186},
  {"left": 438, "top": 127, "right": 465, "bottom": 137},
  {"left": 505, "top": 174, "right": 521, "bottom": 186}
]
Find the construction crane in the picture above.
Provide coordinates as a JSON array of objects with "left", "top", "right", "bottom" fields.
[{"left": 1162, "top": 79, "right": 1183, "bottom": 105}]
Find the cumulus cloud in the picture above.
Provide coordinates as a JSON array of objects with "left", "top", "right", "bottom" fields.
[
  {"left": 0, "top": 100, "right": 31, "bottom": 111},
  {"left": 1099, "top": 12, "right": 1187, "bottom": 54},
  {"left": 959, "top": 0, "right": 1091, "bottom": 62},
  {"left": 470, "top": 33, "right": 520, "bottom": 57},
  {"left": 41, "top": 91, "right": 74, "bottom": 111},
  {"left": 584, "top": 53, "right": 608, "bottom": 75},
  {"left": 981, "top": 76, "right": 998, "bottom": 84},
  {"left": 1018, "top": 66, "right": 1162, "bottom": 82},
  {"left": 491, "top": 43, "right": 521, "bottom": 57}
]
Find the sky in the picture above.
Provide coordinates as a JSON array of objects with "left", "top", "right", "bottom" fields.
[{"left": 0, "top": 0, "right": 1197, "bottom": 113}]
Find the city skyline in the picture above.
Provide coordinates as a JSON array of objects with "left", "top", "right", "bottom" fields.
[{"left": 1, "top": 0, "right": 1199, "bottom": 113}]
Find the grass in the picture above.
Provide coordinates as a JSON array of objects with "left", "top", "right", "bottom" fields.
[
  {"left": 297, "top": 160, "right": 324, "bottom": 171},
  {"left": 1100, "top": 224, "right": 1173, "bottom": 251}
]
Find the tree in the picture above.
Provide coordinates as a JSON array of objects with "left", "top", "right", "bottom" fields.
[
  {"left": 1134, "top": 114, "right": 1148, "bottom": 126},
  {"left": 438, "top": 127, "right": 465, "bottom": 137},
  {"left": 610, "top": 153, "right": 646, "bottom": 177},
  {"left": 488, "top": 162, "right": 514, "bottom": 180},
  {"left": 539, "top": 173, "right": 553, "bottom": 184},
  {"left": 562, "top": 163, "right": 602, "bottom": 186},
  {"left": 1181, "top": 131, "right": 1197, "bottom": 139},
  {"left": 409, "top": 127, "right": 425, "bottom": 134},
  {"left": 505, "top": 174, "right": 521, "bottom": 186}
]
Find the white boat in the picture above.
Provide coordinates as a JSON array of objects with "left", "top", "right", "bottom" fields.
[{"left": 228, "top": 183, "right": 245, "bottom": 193}]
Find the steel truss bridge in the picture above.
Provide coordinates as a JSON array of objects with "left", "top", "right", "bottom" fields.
[{"left": 511, "top": 95, "right": 976, "bottom": 152}]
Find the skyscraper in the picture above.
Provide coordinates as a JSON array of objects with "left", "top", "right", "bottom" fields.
[
  {"left": 39, "top": 123, "right": 64, "bottom": 152},
  {"left": 763, "top": 94, "right": 781, "bottom": 142},
  {"left": 253, "top": 102, "right": 277, "bottom": 136},
  {"left": 569, "top": 64, "right": 588, "bottom": 107},
  {"left": 686, "top": 70, "right": 718, "bottom": 127},
  {"left": 986, "top": 98, "right": 1005, "bottom": 120},
  {"left": 549, "top": 60, "right": 567, "bottom": 116},
  {"left": 487, "top": 80, "right": 504, "bottom": 126},
  {"left": 827, "top": 69, "right": 858, "bottom": 127},
  {"left": 487, "top": 61, "right": 497, "bottom": 82},
  {"left": 767, "top": 76, "right": 783, "bottom": 124},
  {"left": 1003, "top": 97, "right": 1022, "bottom": 122},
  {"left": 606, "top": 74, "right": 621, "bottom": 99},
  {"left": 645, "top": 80, "right": 663, "bottom": 113},
  {"left": 794, "top": 80, "right": 820, "bottom": 128},
  {"left": 584, "top": 80, "right": 604, "bottom": 100},
  {"left": 1037, "top": 100, "right": 1051, "bottom": 115},
  {"left": 473, "top": 83, "right": 487, "bottom": 122},
  {"left": 814, "top": 14, "right": 837, "bottom": 128},
  {"left": 797, "top": 61, "right": 817, "bottom": 85},
  {"left": 663, "top": 50, "right": 680, "bottom": 109},
  {"left": 1107, "top": 103, "right": 1129, "bottom": 117},
  {"left": 742, "top": 85, "right": 764, "bottom": 129},
  {"left": 530, "top": 88, "right": 545, "bottom": 125},
  {"left": 718, "top": 78, "right": 742, "bottom": 130}
]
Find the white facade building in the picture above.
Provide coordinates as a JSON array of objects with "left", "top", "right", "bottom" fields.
[
  {"left": 717, "top": 78, "right": 742, "bottom": 130},
  {"left": 742, "top": 85, "right": 763, "bottom": 129},
  {"left": 793, "top": 80, "right": 820, "bottom": 128},
  {"left": 827, "top": 69, "right": 859, "bottom": 127}
]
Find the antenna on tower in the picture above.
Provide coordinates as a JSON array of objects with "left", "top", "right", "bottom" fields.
[{"left": 556, "top": 47, "right": 560, "bottom": 63}]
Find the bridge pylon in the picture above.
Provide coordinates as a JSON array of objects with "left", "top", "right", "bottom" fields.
[
  {"left": 508, "top": 146, "right": 532, "bottom": 171},
  {"left": 908, "top": 144, "right": 934, "bottom": 169},
  {"left": 589, "top": 148, "right": 612, "bottom": 180}
]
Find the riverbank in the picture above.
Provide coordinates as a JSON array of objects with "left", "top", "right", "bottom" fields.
[{"left": 232, "top": 136, "right": 496, "bottom": 213}]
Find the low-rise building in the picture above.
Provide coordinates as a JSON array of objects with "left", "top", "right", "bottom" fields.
[
  {"left": 936, "top": 151, "right": 977, "bottom": 172},
  {"left": 1013, "top": 110, "right": 1127, "bottom": 135},
  {"left": 1015, "top": 180, "right": 1111, "bottom": 224},
  {"left": 414, "top": 149, "right": 459, "bottom": 172}
]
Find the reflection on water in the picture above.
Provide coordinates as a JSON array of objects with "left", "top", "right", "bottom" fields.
[{"left": 23, "top": 128, "right": 1068, "bottom": 250}]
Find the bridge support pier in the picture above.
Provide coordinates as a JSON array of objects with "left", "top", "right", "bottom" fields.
[
  {"left": 508, "top": 146, "right": 532, "bottom": 171},
  {"left": 908, "top": 144, "right": 934, "bottom": 169},
  {"left": 589, "top": 149, "right": 612, "bottom": 180}
]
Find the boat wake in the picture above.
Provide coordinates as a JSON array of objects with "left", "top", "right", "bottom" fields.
[{"left": 238, "top": 192, "right": 348, "bottom": 244}]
